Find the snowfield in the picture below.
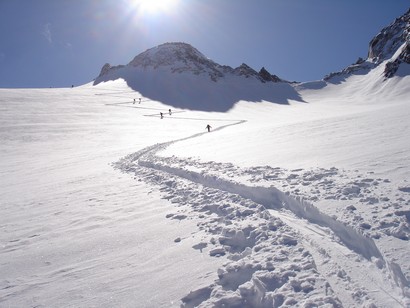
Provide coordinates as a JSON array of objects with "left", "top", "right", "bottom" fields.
[{"left": 1, "top": 61, "right": 409, "bottom": 307}]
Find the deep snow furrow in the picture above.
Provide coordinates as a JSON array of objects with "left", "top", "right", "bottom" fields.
[{"left": 139, "top": 157, "right": 382, "bottom": 262}]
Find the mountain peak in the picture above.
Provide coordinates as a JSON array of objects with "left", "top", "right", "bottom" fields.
[
  {"left": 126, "top": 42, "right": 225, "bottom": 81},
  {"left": 128, "top": 42, "right": 210, "bottom": 69},
  {"left": 368, "top": 8, "right": 410, "bottom": 64},
  {"left": 370, "top": 8, "right": 410, "bottom": 78}
]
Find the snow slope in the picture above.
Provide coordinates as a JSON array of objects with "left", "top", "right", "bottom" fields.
[
  {"left": 0, "top": 86, "right": 228, "bottom": 307},
  {"left": 1, "top": 60, "right": 409, "bottom": 307}
]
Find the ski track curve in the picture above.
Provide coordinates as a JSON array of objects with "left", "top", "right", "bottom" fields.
[{"left": 115, "top": 120, "right": 408, "bottom": 307}]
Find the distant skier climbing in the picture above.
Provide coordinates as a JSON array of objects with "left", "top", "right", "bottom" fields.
[
  {"left": 133, "top": 98, "right": 136, "bottom": 104},
  {"left": 169, "top": 109, "right": 172, "bottom": 115},
  {"left": 139, "top": 98, "right": 142, "bottom": 104},
  {"left": 160, "top": 112, "right": 163, "bottom": 119},
  {"left": 206, "top": 124, "right": 212, "bottom": 132}
]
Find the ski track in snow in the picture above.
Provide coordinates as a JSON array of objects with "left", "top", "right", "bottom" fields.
[{"left": 115, "top": 120, "right": 409, "bottom": 307}]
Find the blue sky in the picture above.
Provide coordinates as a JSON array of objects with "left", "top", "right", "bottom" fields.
[{"left": 0, "top": 0, "right": 408, "bottom": 88}]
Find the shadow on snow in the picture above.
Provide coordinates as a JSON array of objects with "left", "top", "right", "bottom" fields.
[{"left": 94, "top": 67, "right": 306, "bottom": 112}]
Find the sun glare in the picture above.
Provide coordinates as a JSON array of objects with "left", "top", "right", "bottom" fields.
[{"left": 131, "top": 0, "right": 179, "bottom": 14}]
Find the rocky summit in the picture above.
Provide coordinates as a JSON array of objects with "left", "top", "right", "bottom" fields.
[
  {"left": 368, "top": 8, "right": 410, "bottom": 78},
  {"left": 369, "top": 8, "right": 410, "bottom": 64}
]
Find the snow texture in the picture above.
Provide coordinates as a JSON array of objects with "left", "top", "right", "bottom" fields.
[{"left": 115, "top": 124, "right": 409, "bottom": 307}]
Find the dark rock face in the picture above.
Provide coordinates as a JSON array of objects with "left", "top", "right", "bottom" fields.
[
  {"left": 231, "top": 64, "right": 282, "bottom": 83},
  {"left": 323, "top": 61, "right": 374, "bottom": 82},
  {"left": 383, "top": 41, "right": 410, "bottom": 78},
  {"left": 369, "top": 9, "right": 410, "bottom": 78},
  {"left": 98, "top": 63, "right": 111, "bottom": 78},
  {"left": 97, "top": 63, "right": 124, "bottom": 79},
  {"left": 368, "top": 9, "right": 410, "bottom": 62},
  {"left": 233, "top": 63, "right": 259, "bottom": 78},
  {"left": 259, "top": 67, "right": 281, "bottom": 83}
]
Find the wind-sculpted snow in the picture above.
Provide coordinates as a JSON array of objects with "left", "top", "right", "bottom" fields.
[{"left": 115, "top": 124, "right": 409, "bottom": 307}]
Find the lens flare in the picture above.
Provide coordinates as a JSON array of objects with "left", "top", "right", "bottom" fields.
[{"left": 131, "top": 0, "right": 179, "bottom": 14}]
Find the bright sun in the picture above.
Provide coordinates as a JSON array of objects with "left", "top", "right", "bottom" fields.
[{"left": 131, "top": 0, "right": 178, "bottom": 14}]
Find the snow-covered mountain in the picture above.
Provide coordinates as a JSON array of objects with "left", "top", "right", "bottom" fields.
[
  {"left": 325, "top": 8, "right": 410, "bottom": 81},
  {"left": 97, "top": 42, "right": 282, "bottom": 84}
]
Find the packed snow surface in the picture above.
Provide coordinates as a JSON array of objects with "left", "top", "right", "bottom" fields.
[{"left": 1, "top": 62, "right": 409, "bottom": 307}]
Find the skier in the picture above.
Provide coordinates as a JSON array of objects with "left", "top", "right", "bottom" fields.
[
  {"left": 169, "top": 109, "right": 172, "bottom": 115},
  {"left": 139, "top": 98, "right": 141, "bottom": 104},
  {"left": 160, "top": 112, "right": 163, "bottom": 119},
  {"left": 206, "top": 124, "right": 211, "bottom": 132},
  {"left": 133, "top": 98, "right": 136, "bottom": 104}
]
